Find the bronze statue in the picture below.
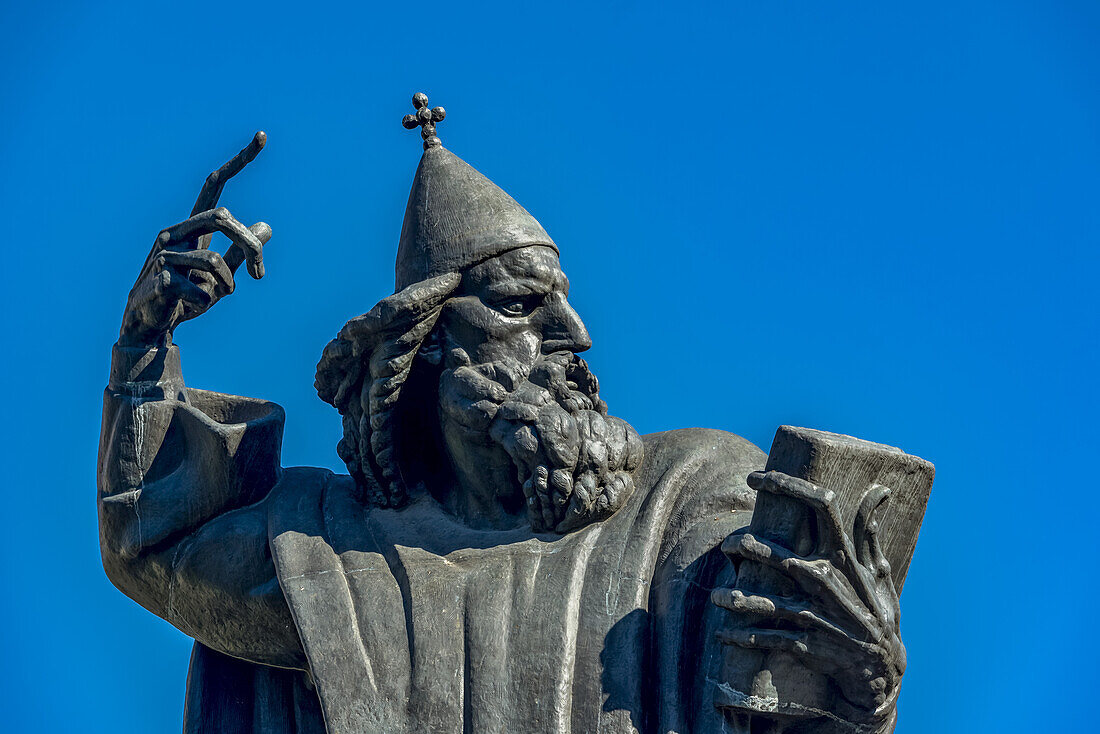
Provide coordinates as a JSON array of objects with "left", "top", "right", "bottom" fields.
[{"left": 99, "top": 93, "right": 932, "bottom": 733}]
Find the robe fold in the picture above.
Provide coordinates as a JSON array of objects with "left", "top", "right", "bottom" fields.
[{"left": 99, "top": 344, "right": 765, "bottom": 733}]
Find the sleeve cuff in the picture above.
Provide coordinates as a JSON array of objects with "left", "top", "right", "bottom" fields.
[{"left": 109, "top": 343, "right": 186, "bottom": 399}]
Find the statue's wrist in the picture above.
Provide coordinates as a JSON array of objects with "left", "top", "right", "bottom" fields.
[
  {"left": 117, "top": 318, "right": 168, "bottom": 350},
  {"left": 109, "top": 341, "right": 185, "bottom": 398},
  {"left": 116, "top": 334, "right": 156, "bottom": 349}
]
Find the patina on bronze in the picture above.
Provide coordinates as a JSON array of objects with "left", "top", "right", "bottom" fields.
[{"left": 98, "top": 93, "right": 932, "bottom": 733}]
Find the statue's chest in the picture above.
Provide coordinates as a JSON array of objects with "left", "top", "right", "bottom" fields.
[{"left": 327, "top": 521, "right": 652, "bottom": 733}]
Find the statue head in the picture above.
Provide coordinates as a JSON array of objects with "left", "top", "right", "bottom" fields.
[{"left": 314, "top": 95, "right": 643, "bottom": 533}]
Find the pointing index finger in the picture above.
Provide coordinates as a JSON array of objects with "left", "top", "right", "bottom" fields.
[{"left": 191, "top": 131, "right": 267, "bottom": 217}]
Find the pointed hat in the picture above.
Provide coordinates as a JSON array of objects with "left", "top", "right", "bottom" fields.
[{"left": 395, "top": 93, "right": 557, "bottom": 291}]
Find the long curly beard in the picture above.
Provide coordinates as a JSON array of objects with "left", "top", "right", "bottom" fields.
[{"left": 439, "top": 349, "right": 644, "bottom": 533}]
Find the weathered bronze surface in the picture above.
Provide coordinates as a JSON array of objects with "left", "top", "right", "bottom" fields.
[{"left": 99, "top": 93, "right": 932, "bottom": 733}]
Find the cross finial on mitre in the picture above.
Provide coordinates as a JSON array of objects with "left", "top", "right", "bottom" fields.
[{"left": 402, "top": 92, "right": 447, "bottom": 150}]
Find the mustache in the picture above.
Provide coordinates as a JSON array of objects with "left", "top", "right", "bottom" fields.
[
  {"left": 440, "top": 350, "right": 604, "bottom": 425},
  {"left": 439, "top": 348, "right": 643, "bottom": 533}
]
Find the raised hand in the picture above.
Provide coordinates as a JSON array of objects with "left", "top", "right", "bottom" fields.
[
  {"left": 119, "top": 132, "right": 272, "bottom": 348},
  {"left": 713, "top": 471, "right": 905, "bottom": 731}
]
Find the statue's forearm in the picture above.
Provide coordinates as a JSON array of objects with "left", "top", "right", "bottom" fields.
[
  {"left": 98, "top": 342, "right": 301, "bottom": 667},
  {"left": 97, "top": 342, "right": 280, "bottom": 613},
  {"left": 98, "top": 343, "right": 203, "bottom": 612}
]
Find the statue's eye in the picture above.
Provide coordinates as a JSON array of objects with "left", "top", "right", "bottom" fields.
[{"left": 494, "top": 294, "right": 543, "bottom": 317}]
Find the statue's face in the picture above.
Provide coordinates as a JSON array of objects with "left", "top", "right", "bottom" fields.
[
  {"left": 433, "top": 246, "right": 643, "bottom": 533},
  {"left": 438, "top": 246, "right": 591, "bottom": 382}
]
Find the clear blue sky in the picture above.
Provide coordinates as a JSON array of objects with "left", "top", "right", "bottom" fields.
[{"left": 2, "top": 1, "right": 1097, "bottom": 731}]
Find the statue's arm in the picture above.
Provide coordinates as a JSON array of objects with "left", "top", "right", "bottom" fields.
[
  {"left": 97, "top": 342, "right": 305, "bottom": 669},
  {"left": 97, "top": 135, "right": 303, "bottom": 667}
]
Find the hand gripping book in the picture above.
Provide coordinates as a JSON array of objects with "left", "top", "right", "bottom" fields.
[{"left": 718, "top": 425, "right": 934, "bottom": 720}]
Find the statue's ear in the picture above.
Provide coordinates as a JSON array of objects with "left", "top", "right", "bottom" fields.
[{"left": 418, "top": 328, "right": 443, "bottom": 366}]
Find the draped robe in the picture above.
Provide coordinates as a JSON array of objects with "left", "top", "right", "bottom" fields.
[{"left": 98, "top": 344, "right": 765, "bottom": 733}]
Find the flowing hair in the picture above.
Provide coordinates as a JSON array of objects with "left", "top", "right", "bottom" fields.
[{"left": 314, "top": 273, "right": 461, "bottom": 507}]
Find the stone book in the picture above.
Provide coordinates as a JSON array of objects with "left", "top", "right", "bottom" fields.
[
  {"left": 759, "top": 425, "right": 934, "bottom": 589},
  {"left": 719, "top": 425, "right": 934, "bottom": 719}
]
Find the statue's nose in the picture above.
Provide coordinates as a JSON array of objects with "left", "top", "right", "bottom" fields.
[{"left": 541, "top": 297, "right": 592, "bottom": 354}]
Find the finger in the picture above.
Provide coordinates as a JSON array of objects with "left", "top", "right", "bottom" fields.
[
  {"left": 177, "top": 272, "right": 220, "bottom": 321},
  {"left": 155, "top": 249, "right": 234, "bottom": 296},
  {"left": 710, "top": 588, "right": 853, "bottom": 641},
  {"left": 851, "top": 483, "right": 902, "bottom": 622},
  {"left": 747, "top": 471, "right": 893, "bottom": 622},
  {"left": 747, "top": 471, "right": 836, "bottom": 517},
  {"left": 156, "top": 268, "right": 213, "bottom": 312},
  {"left": 191, "top": 131, "right": 267, "bottom": 216},
  {"left": 717, "top": 622, "right": 900, "bottom": 702},
  {"left": 177, "top": 271, "right": 219, "bottom": 319},
  {"left": 160, "top": 208, "right": 265, "bottom": 277},
  {"left": 855, "top": 483, "right": 893, "bottom": 577},
  {"left": 715, "top": 627, "right": 809, "bottom": 656},
  {"left": 747, "top": 470, "right": 851, "bottom": 559},
  {"left": 161, "top": 207, "right": 262, "bottom": 252},
  {"left": 722, "top": 532, "right": 879, "bottom": 635},
  {"left": 223, "top": 222, "right": 273, "bottom": 276},
  {"left": 714, "top": 626, "right": 871, "bottom": 670}
]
